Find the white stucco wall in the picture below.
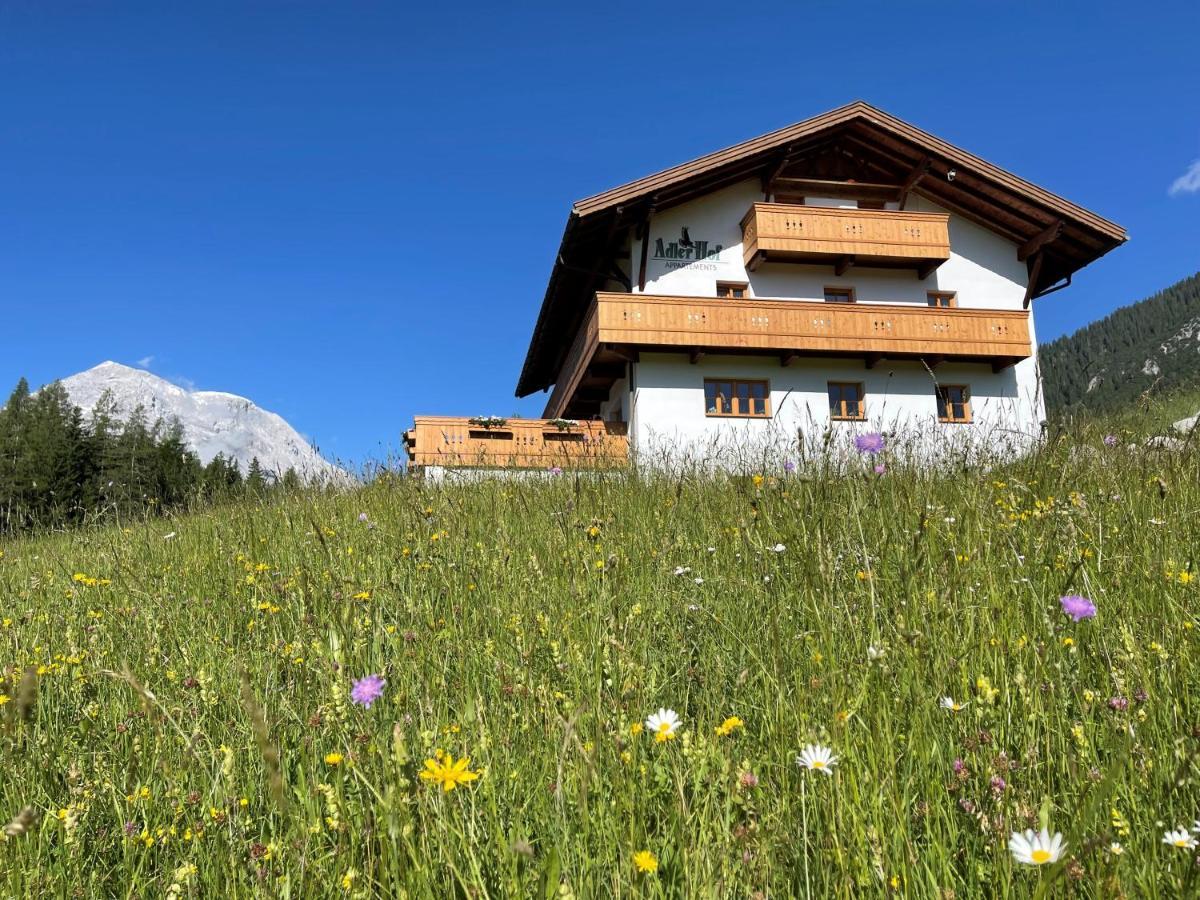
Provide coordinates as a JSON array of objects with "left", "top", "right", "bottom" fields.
[
  {"left": 629, "top": 353, "right": 1041, "bottom": 468},
  {"left": 620, "top": 178, "right": 1047, "bottom": 465}
]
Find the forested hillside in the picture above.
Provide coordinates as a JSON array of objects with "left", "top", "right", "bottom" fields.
[
  {"left": 0, "top": 377, "right": 297, "bottom": 534},
  {"left": 1041, "top": 271, "right": 1200, "bottom": 414}
]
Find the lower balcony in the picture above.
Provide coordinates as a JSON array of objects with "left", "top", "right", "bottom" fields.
[
  {"left": 404, "top": 417, "right": 628, "bottom": 470},
  {"left": 545, "top": 292, "right": 1032, "bottom": 417}
]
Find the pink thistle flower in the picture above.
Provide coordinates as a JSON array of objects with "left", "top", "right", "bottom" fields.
[{"left": 350, "top": 674, "right": 386, "bottom": 708}]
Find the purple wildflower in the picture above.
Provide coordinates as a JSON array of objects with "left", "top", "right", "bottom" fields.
[
  {"left": 548, "top": 466, "right": 563, "bottom": 475},
  {"left": 990, "top": 775, "right": 1007, "bottom": 795},
  {"left": 1059, "top": 594, "right": 1097, "bottom": 622},
  {"left": 855, "top": 432, "right": 885, "bottom": 455},
  {"left": 350, "top": 674, "right": 386, "bottom": 708},
  {"left": 1103, "top": 434, "right": 1119, "bottom": 447},
  {"left": 357, "top": 512, "right": 369, "bottom": 523},
  {"left": 952, "top": 758, "right": 967, "bottom": 776},
  {"left": 873, "top": 463, "right": 887, "bottom": 475},
  {"left": 783, "top": 460, "right": 796, "bottom": 473},
  {"left": 1107, "top": 696, "right": 1128, "bottom": 712}
]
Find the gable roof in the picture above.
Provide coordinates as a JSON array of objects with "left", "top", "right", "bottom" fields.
[{"left": 516, "top": 101, "right": 1126, "bottom": 398}]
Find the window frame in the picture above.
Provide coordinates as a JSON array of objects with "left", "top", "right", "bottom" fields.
[
  {"left": 716, "top": 281, "right": 750, "bottom": 300},
  {"left": 926, "top": 291, "right": 958, "bottom": 309},
  {"left": 823, "top": 286, "right": 856, "bottom": 304},
  {"left": 936, "top": 384, "right": 973, "bottom": 424},
  {"left": 703, "top": 378, "right": 771, "bottom": 419},
  {"left": 827, "top": 381, "right": 866, "bottom": 422}
]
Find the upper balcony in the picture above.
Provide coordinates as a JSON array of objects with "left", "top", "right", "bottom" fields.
[
  {"left": 545, "top": 292, "right": 1031, "bottom": 418},
  {"left": 741, "top": 203, "right": 951, "bottom": 278},
  {"left": 404, "top": 417, "right": 628, "bottom": 470}
]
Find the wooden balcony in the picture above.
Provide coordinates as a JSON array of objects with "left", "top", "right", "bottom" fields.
[
  {"left": 741, "top": 203, "right": 950, "bottom": 277},
  {"left": 404, "top": 417, "right": 628, "bottom": 470},
  {"left": 545, "top": 292, "right": 1031, "bottom": 417}
]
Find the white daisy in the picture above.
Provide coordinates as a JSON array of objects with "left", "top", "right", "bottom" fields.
[
  {"left": 1162, "top": 828, "right": 1197, "bottom": 850},
  {"left": 644, "top": 708, "right": 681, "bottom": 743},
  {"left": 1008, "top": 828, "right": 1066, "bottom": 866},
  {"left": 795, "top": 743, "right": 838, "bottom": 775},
  {"left": 939, "top": 696, "right": 967, "bottom": 712},
  {"left": 672, "top": 566, "right": 691, "bottom": 576},
  {"left": 1109, "top": 842, "right": 1123, "bottom": 855},
  {"left": 867, "top": 645, "right": 885, "bottom": 661},
  {"left": 771, "top": 543, "right": 786, "bottom": 553}
]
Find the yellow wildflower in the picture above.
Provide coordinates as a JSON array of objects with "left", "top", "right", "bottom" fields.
[
  {"left": 419, "top": 753, "right": 480, "bottom": 792},
  {"left": 633, "top": 850, "right": 658, "bottom": 873},
  {"left": 715, "top": 716, "right": 744, "bottom": 737}
]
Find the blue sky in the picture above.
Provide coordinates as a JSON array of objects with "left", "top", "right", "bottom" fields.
[{"left": 2, "top": 1, "right": 1198, "bottom": 465}]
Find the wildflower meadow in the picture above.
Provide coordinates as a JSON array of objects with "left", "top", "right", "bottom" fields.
[{"left": 0, "top": 420, "right": 1197, "bottom": 897}]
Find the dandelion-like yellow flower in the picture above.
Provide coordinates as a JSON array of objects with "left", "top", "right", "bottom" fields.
[
  {"left": 419, "top": 753, "right": 480, "bottom": 792},
  {"left": 324, "top": 752, "right": 344, "bottom": 767},
  {"left": 632, "top": 850, "right": 658, "bottom": 873}
]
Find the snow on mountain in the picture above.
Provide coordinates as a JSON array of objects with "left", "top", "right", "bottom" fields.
[{"left": 57, "top": 362, "right": 345, "bottom": 482}]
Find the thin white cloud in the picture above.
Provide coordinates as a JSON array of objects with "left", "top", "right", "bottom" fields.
[
  {"left": 136, "top": 355, "right": 155, "bottom": 368},
  {"left": 1168, "top": 160, "right": 1200, "bottom": 196}
]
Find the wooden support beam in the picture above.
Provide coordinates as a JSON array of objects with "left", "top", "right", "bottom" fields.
[
  {"left": 780, "top": 351, "right": 798, "bottom": 367},
  {"left": 1018, "top": 220, "right": 1064, "bottom": 261},
  {"left": 636, "top": 203, "right": 655, "bottom": 291},
  {"left": 761, "top": 148, "right": 794, "bottom": 195},
  {"left": 603, "top": 344, "right": 639, "bottom": 364},
  {"left": 864, "top": 353, "right": 882, "bottom": 369},
  {"left": 689, "top": 349, "right": 705, "bottom": 365},
  {"left": 834, "top": 255, "right": 855, "bottom": 277},
  {"left": 991, "top": 357, "right": 1019, "bottom": 373},
  {"left": 1023, "top": 251, "right": 1044, "bottom": 308},
  {"left": 747, "top": 251, "right": 765, "bottom": 272},
  {"left": 917, "top": 260, "right": 941, "bottom": 280},
  {"left": 897, "top": 155, "right": 932, "bottom": 210},
  {"left": 769, "top": 178, "right": 901, "bottom": 201},
  {"left": 585, "top": 363, "right": 627, "bottom": 381},
  {"left": 605, "top": 262, "right": 632, "bottom": 292},
  {"left": 924, "top": 355, "right": 945, "bottom": 370}
]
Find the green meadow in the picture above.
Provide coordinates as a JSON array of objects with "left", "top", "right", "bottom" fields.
[{"left": 0, "top": 420, "right": 1197, "bottom": 897}]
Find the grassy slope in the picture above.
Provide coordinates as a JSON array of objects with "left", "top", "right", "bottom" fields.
[{"left": 0, "top": 427, "right": 1198, "bottom": 897}]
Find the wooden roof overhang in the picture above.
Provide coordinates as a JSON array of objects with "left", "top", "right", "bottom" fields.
[{"left": 515, "top": 101, "right": 1126, "bottom": 399}]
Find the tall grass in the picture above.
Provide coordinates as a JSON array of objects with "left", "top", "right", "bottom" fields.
[{"left": 0, "top": 418, "right": 1197, "bottom": 897}]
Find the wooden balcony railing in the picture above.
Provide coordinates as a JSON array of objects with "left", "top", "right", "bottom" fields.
[
  {"left": 594, "top": 292, "right": 1030, "bottom": 359},
  {"left": 741, "top": 203, "right": 950, "bottom": 276},
  {"left": 404, "top": 417, "right": 628, "bottom": 470},
  {"left": 545, "top": 292, "right": 1031, "bottom": 417}
]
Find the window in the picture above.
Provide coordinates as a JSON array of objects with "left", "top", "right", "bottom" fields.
[
  {"left": 936, "top": 385, "right": 972, "bottom": 423},
  {"left": 927, "top": 291, "right": 957, "bottom": 309},
  {"left": 716, "top": 281, "right": 749, "bottom": 299},
  {"left": 823, "top": 286, "right": 855, "bottom": 304},
  {"left": 704, "top": 379, "right": 770, "bottom": 418},
  {"left": 828, "top": 382, "right": 865, "bottom": 421}
]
